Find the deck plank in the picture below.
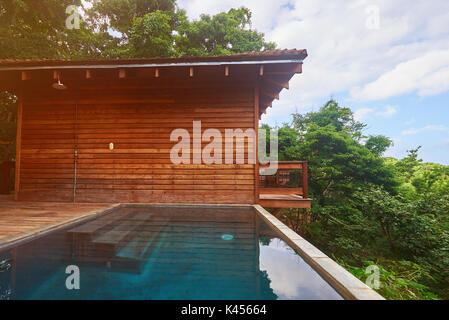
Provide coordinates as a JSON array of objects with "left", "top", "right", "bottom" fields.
[
  {"left": 0, "top": 196, "right": 115, "bottom": 242},
  {"left": 259, "top": 194, "right": 312, "bottom": 208}
]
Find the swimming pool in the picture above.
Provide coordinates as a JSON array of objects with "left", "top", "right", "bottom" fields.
[{"left": 0, "top": 205, "right": 343, "bottom": 300}]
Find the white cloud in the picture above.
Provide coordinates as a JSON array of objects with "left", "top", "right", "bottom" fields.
[
  {"left": 353, "top": 105, "right": 397, "bottom": 121},
  {"left": 352, "top": 50, "right": 449, "bottom": 101},
  {"left": 354, "top": 108, "right": 375, "bottom": 121},
  {"left": 401, "top": 125, "right": 449, "bottom": 136},
  {"left": 377, "top": 105, "right": 397, "bottom": 118},
  {"left": 178, "top": 0, "right": 449, "bottom": 124}
]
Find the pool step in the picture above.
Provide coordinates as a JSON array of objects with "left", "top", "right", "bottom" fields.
[
  {"left": 90, "top": 211, "right": 154, "bottom": 255},
  {"left": 111, "top": 227, "right": 165, "bottom": 273},
  {"left": 69, "top": 210, "right": 153, "bottom": 262},
  {"left": 68, "top": 208, "right": 134, "bottom": 238}
]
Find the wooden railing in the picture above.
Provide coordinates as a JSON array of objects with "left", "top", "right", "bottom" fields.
[{"left": 259, "top": 161, "right": 308, "bottom": 199}]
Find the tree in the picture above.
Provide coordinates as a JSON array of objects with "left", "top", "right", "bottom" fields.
[
  {"left": 128, "top": 10, "right": 175, "bottom": 57},
  {"left": 174, "top": 7, "right": 276, "bottom": 56},
  {"left": 292, "top": 100, "right": 366, "bottom": 139},
  {"left": 397, "top": 147, "right": 423, "bottom": 178},
  {"left": 86, "top": 0, "right": 177, "bottom": 37},
  {"left": 1, "top": 1, "right": 275, "bottom": 60},
  {"left": 0, "top": 0, "right": 100, "bottom": 59},
  {"left": 365, "top": 135, "right": 392, "bottom": 156},
  {"left": 283, "top": 100, "right": 397, "bottom": 203}
]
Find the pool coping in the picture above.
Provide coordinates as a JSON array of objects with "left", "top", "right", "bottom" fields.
[{"left": 253, "top": 205, "right": 385, "bottom": 300}]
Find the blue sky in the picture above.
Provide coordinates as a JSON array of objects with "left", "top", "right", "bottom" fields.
[{"left": 178, "top": 0, "right": 449, "bottom": 165}]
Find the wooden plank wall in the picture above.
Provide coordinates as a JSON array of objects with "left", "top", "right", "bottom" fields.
[
  {"left": 18, "top": 80, "right": 256, "bottom": 204},
  {"left": 20, "top": 88, "right": 76, "bottom": 202}
]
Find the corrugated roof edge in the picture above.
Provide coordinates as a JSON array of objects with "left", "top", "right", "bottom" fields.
[{"left": 0, "top": 49, "right": 307, "bottom": 68}]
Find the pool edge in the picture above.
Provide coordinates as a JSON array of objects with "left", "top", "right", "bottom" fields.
[{"left": 253, "top": 204, "right": 385, "bottom": 301}]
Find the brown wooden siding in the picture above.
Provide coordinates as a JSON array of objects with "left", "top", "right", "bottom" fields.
[{"left": 18, "top": 81, "right": 256, "bottom": 204}]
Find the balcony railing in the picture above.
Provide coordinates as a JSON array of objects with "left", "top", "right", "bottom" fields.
[{"left": 259, "top": 161, "right": 308, "bottom": 199}]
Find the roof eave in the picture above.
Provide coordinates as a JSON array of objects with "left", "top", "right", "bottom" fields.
[{"left": 0, "top": 58, "right": 304, "bottom": 72}]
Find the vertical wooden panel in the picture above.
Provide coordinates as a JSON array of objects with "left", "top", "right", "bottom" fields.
[
  {"left": 14, "top": 88, "right": 23, "bottom": 200},
  {"left": 254, "top": 85, "right": 260, "bottom": 204},
  {"left": 302, "top": 162, "right": 308, "bottom": 199}
]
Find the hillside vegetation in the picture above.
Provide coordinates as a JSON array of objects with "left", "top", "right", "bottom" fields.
[{"left": 262, "top": 100, "right": 449, "bottom": 299}]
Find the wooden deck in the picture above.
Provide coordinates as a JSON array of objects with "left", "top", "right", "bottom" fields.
[
  {"left": 0, "top": 195, "right": 116, "bottom": 245},
  {"left": 259, "top": 194, "right": 312, "bottom": 208},
  {"left": 259, "top": 161, "right": 311, "bottom": 209}
]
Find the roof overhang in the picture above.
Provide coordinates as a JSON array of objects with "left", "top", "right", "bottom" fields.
[
  {"left": 0, "top": 59, "right": 303, "bottom": 72},
  {"left": 0, "top": 50, "right": 307, "bottom": 118}
]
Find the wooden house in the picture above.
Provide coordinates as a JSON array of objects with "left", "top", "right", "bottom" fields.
[{"left": 0, "top": 50, "right": 310, "bottom": 208}]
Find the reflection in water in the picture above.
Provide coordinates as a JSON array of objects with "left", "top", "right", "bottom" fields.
[
  {"left": 0, "top": 206, "right": 342, "bottom": 300},
  {"left": 259, "top": 239, "right": 341, "bottom": 300}
]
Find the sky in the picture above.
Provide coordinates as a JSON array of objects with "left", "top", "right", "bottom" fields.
[{"left": 178, "top": 0, "right": 449, "bottom": 165}]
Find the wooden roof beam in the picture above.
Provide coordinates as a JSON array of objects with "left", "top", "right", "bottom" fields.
[
  {"left": 265, "top": 63, "right": 302, "bottom": 75},
  {"left": 264, "top": 77, "right": 289, "bottom": 89},
  {"left": 261, "top": 89, "right": 279, "bottom": 100}
]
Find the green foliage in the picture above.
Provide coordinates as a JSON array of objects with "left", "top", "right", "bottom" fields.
[
  {"left": 87, "top": 0, "right": 177, "bottom": 36},
  {"left": 268, "top": 99, "right": 449, "bottom": 300},
  {"left": 128, "top": 10, "right": 175, "bottom": 57},
  {"left": 175, "top": 7, "right": 275, "bottom": 56},
  {"left": 1, "top": 1, "right": 275, "bottom": 60},
  {"left": 341, "top": 260, "right": 439, "bottom": 300},
  {"left": 0, "top": 0, "right": 103, "bottom": 59},
  {"left": 365, "top": 135, "right": 392, "bottom": 156}
]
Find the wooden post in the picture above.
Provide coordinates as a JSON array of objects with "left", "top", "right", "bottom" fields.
[
  {"left": 14, "top": 88, "right": 23, "bottom": 201},
  {"left": 302, "top": 162, "right": 308, "bottom": 199},
  {"left": 254, "top": 85, "right": 260, "bottom": 204}
]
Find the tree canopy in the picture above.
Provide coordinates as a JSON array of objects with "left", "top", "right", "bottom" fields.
[{"left": 0, "top": 0, "right": 276, "bottom": 60}]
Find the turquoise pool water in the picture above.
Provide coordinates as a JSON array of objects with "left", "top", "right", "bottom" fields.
[{"left": 0, "top": 206, "right": 342, "bottom": 300}]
